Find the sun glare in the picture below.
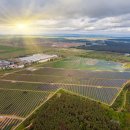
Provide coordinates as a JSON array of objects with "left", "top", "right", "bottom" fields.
[
  {"left": 15, "top": 23, "right": 29, "bottom": 30},
  {"left": 12, "top": 21, "right": 33, "bottom": 34}
]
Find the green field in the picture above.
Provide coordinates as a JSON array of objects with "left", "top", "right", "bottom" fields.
[
  {"left": 0, "top": 45, "right": 22, "bottom": 53},
  {"left": 42, "top": 57, "right": 125, "bottom": 71},
  {"left": 0, "top": 45, "right": 26, "bottom": 59}
]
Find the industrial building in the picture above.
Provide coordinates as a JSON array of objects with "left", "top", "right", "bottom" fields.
[
  {"left": 18, "top": 54, "right": 58, "bottom": 64},
  {"left": 0, "top": 60, "right": 11, "bottom": 69}
]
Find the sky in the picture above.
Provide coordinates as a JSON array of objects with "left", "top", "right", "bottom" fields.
[{"left": 0, "top": 0, "right": 130, "bottom": 35}]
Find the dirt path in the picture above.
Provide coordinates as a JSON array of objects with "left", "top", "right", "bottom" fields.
[
  {"left": 14, "top": 73, "right": 129, "bottom": 81},
  {"left": 13, "top": 89, "right": 61, "bottom": 130},
  {"left": 0, "top": 114, "right": 24, "bottom": 120},
  {"left": 0, "top": 87, "right": 50, "bottom": 93},
  {"left": 0, "top": 79, "right": 120, "bottom": 89},
  {"left": 118, "top": 90, "right": 128, "bottom": 112}
]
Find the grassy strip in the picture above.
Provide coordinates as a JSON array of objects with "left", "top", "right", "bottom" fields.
[{"left": 111, "top": 90, "right": 127, "bottom": 111}]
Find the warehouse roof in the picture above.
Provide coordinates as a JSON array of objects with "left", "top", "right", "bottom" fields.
[{"left": 18, "top": 54, "right": 57, "bottom": 63}]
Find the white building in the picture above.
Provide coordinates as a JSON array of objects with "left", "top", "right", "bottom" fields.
[
  {"left": 18, "top": 54, "right": 58, "bottom": 64},
  {"left": 0, "top": 60, "right": 11, "bottom": 69}
]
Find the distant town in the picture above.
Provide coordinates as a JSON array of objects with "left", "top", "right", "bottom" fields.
[{"left": 0, "top": 54, "right": 58, "bottom": 70}]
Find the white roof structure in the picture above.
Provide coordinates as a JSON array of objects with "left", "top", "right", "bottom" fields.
[
  {"left": 18, "top": 54, "right": 57, "bottom": 63},
  {"left": 0, "top": 60, "right": 10, "bottom": 67}
]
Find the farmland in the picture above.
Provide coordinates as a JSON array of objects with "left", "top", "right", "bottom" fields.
[
  {"left": 1, "top": 37, "right": 130, "bottom": 63},
  {"left": 0, "top": 37, "right": 86, "bottom": 60},
  {"left": 0, "top": 45, "right": 26, "bottom": 59}
]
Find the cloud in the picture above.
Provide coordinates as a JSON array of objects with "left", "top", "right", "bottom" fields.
[{"left": 0, "top": 0, "right": 130, "bottom": 34}]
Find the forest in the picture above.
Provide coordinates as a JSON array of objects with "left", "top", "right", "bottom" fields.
[
  {"left": 18, "top": 89, "right": 121, "bottom": 130},
  {"left": 77, "top": 39, "right": 130, "bottom": 54}
]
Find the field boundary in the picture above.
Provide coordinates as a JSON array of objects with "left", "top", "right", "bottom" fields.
[
  {"left": 110, "top": 80, "right": 130, "bottom": 106},
  {"left": 0, "top": 114, "right": 24, "bottom": 120},
  {"left": 61, "top": 88, "right": 110, "bottom": 106},
  {"left": 0, "top": 79, "right": 121, "bottom": 89},
  {"left": 9, "top": 73, "right": 130, "bottom": 81},
  {"left": 0, "top": 87, "right": 53, "bottom": 93},
  {"left": 13, "top": 88, "right": 111, "bottom": 130}
]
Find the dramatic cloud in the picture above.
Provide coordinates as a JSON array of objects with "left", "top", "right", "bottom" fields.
[{"left": 0, "top": 0, "right": 130, "bottom": 34}]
